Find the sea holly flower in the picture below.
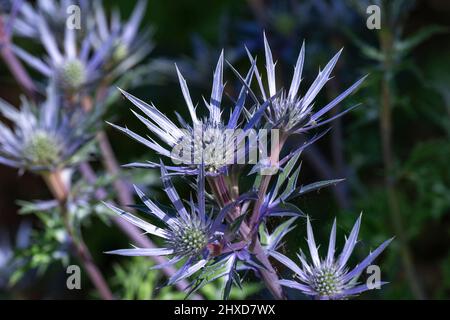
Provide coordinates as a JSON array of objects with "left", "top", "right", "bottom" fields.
[
  {"left": 12, "top": 11, "right": 114, "bottom": 92},
  {"left": 270, "top": 215, "right": 393, "bottom": 299},
  {"left": 110, "top": 52, "right": 268, "bottom": 176},
  {"left": 0, "top": 85, "right": 94, "bottom": 172},
  {"left": 11, "top": 0, "right": 151, "bottom": 82},
  {"left": 104, "top": 164, "right": 236, "bottom": 285},
  {"left": 251, "top": 33, "right": 367, "bottom": 134},
  {"left": 90, "top": 0, "right": 153, "bottom": 79}
]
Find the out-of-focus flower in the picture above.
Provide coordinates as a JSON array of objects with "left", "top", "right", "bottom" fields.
[
  {"left": 12, "top": 12, "right": 114, "bottom": 92},
  {"left": 0, "top": 220, "right": 32, "bottom": 289},
  {"left": 10, "top": 0, "right": 152, "bottom": 86},
  {"left": 110, "top": 52, "right": 268, "bottom": 176},
  {"left": 270, "top": 215, "right": 392, "bottom": 299},
  {"left": 11, "top": 0, "right": 91, "bottom": 39},
  {"left": 0, "top": 85, "right": 94, "bottom": 172},
  {"left": 104, "top": 164, "right": 231, "bottom": 285},
  {"left": 252, "top": 33, "right": 366, "bottom": 134},
  {"left": 91, "top": 0, "right": 152, "bottom": 79}
]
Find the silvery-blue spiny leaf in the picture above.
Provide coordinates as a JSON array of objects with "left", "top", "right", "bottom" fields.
[{"left": 270, "top": 215, "right": 393, "bottom": 299}]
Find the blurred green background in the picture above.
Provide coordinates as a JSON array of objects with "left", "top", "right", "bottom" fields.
[{"left": 1, "top": 0, "right": 449, "bottom": 299}]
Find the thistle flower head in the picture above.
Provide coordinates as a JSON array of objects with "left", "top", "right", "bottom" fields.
[
  {"left": 12, "top": 0, "right": 151, "bottom": 67},
  {"left": 252, "top": 33, "right": 366, "bottom": 134},
  {"left": 169, "top": 120, "right": 244, "bottom": 175},
  {"left": 110, "top": 51, "right": 261, "bottom": 176},
  {"left": 195, "top": 123, "right": 229, "bottom": 174},
  {"left": 0, "top": 85, "right": 94, "bottom": 172},
  {"left": 270, "top": 92, "right": 309, "bottom": 131},
  {"left": 308, "top": 263, "right": 345, "bottom": 297},
  {"left": 91, "top": 0, "right": 153, "bottom": 78},
  {"left": 57, "top": 58, "right": 87, "bottom": 90},
  {"left": 166, "top": 217, "right": 209, "bottom": 258},
  {"left": 270, "top": 215, "right": 393, "bottom": 299},
  {"left": 104, "top": 164, "right": 227, "bottom": 285},
  {"left": 112, "top": 41, "right": 129, "bottom": 62},
  {"left": 12, "top": 9, "right": 114, "bottom": 92},
  {"left": 22, "top": 130, "right": 63, "bottom": 167}
]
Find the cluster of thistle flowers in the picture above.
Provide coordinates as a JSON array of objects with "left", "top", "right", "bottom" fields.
[
  {"left": 11, "top": 0, "right": 151, "bottom": 89},
  {"left": 106, "top": 33, "right": 393, "bottom": 299},
  {"left": 0, "top": 0, "right": 152, "bottom": 299},
  {"left": 0, "top": 0, "right": 150, "bottom": 175},
  {"left": 0, "top": 1, "right": 151, "bottom": 299}
]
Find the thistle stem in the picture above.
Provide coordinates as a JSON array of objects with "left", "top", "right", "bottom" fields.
[
  {"left": 97, "top": 130, "right": 134, "bottom": 205},
  {"left": 327, "top": 74, "right": 351, "bottom": 210},
  {"left": 42, "top": 169, "right": 69, "bottom": 202},
  {"left": 245, "top": 134, "right": 288, "bottom": 300},
  {"left": 43, "top": 170, "right": 114, "bottom": 300},
  {"left": 249, "top": 133, "right": 287, "bottom": 229},
  {"left": 208, "top": 155, "right": 287, "bottom": 300},
  {"left": 379, "top": 27, "right": 425, "bottom": 299}
]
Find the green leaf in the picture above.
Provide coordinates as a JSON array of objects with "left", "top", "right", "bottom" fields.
[
  {"left": 229, "top": 213, "right": 247, "bottom": 235},
  {"left": 268, "top": 201, "right": 305, "bottom": 217},
  {"left": 258, "top": 222, "right": 270, "bottom": 246},
  {"left": 16, "top": 200, "right": 58, "bottom": 215},
  {"left": 266, "top": 217, "right": 298, "bottom": 250},
  {"left": 279, "top": 163, "right": 302, "bottom": 201},
  {"left": 271, "top": 152, "right": 302, "bottom": 202},
  {"left": 344, "top": 29, "right": 384, "bottom": 61},
  {"left": 110, "top": 257, "right": 159, "bottom": 300},
  {"left": 289, "top": 178, "right": 345, "bottom": 200},
  {"left": 186, "top": 254, "right": 237, "bottom": 299},
  {"left": 220, "top": 255, "right": 237, "bottom": 300},
  {"left": 66, "top": 138, "right": 97, "bottom": 166},
  {"left": 395, "top": 26, "right": 448, "bottom": 55}
]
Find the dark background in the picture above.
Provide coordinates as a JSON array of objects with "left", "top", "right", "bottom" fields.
[{"left": 1, "top": 0, "right": 449, "bottom": 299}]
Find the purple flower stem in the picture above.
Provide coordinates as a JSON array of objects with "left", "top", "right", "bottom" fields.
[
  {"left": 208, "top": 174, "right": 286, "bottom": 300},
  {"left": 43, "top": 170, "right": 114, "bottom": 300},
  {"left": 379, "top": 27, "right": 424, "bottom": 299}
]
